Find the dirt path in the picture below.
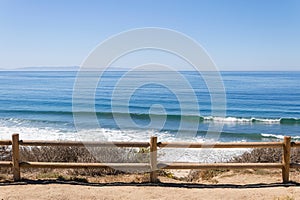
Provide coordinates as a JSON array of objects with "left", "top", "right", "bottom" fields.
[
  {"left": 1, "top": 170, "right": 300, "bottom": 200},
  {"left": 1, "top": 183, "right": 300, "bottom": 200}
]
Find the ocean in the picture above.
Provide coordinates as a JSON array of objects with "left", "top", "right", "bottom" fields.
[{"left": 0, "top": 70, "right": 299, "bottom": 145}]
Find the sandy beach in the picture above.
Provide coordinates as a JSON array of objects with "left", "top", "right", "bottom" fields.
[
  {"left": 1, "top": 170, "right": 300, "bottom": 200},
  {"left": 1, "top": 184, "right": 300, "bottom": 200}
]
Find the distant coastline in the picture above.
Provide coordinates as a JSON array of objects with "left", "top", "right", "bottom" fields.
[
  {"left": 1, "top": 66, "right": 299, "bottom": 72},
  {"left": 0, "top": 66, "right": 131, "bottom": 71},
  {"left": 0, "top": 66, "right": 79, "bottom": 71}
]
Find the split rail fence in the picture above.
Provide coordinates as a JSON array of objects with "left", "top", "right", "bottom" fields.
[{"left": 1, "top": 134, "right": 300, "bottom": 183}]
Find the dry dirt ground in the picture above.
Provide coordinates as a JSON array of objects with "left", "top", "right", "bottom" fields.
[{"left": 1, "top": 170, "right": 300, "bottom": 200}]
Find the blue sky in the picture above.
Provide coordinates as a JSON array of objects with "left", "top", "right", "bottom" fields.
[{"left": 0, "top": 0, "right": 299, "bottom": 70}]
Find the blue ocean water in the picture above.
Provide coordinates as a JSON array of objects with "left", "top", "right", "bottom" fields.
[{"left": 0, "top": 71, "right": 299, "bottom": 142}]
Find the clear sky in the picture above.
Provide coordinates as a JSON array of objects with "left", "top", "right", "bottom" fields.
[{"left": 0, "top": 0, "right": 299, "bottom": 70}]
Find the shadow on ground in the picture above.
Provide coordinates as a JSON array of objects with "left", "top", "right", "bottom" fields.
[{"left": 1, "top": 179, "right": 299, "bottom": 189}]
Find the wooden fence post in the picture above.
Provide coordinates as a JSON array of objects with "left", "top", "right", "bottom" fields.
[
  {"left": 12, "top": 133, "right": 20, "bottom": 181},
  {"left": 150, "top": 136, "right": 158, "bottom": 182},
  {"left": 282, "top": 136, "right": 291, "bottom": 183}
]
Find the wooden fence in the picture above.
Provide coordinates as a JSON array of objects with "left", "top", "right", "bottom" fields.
[{"left": 0, "top": 134, "right": 300, "bottom": 183}]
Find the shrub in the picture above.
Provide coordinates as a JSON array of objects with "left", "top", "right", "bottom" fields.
[
  {"left": 0, "top": 146, "right": 150, "bottom": 177},
  {"left": 231, "top": 148, "right": 300, "bottom": 163},
  {"left": 185, "top": 147, "right": 300, "bottom": 182}
]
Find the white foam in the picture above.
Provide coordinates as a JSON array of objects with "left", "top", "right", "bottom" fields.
[
  {"left": 203, "top": 116, "right": 281, "bottom": 124},
  {"left": 0, "top": 125, "right": 70, "bottom": 140},
  {"left": 254, "top": 118, "right": 281, "bottom": 124},
  {"left": 0, "top": 122, "right": 249, "bottom": 163},
  {"left": 261, "top": 133, "right": 300, "bottom": 140},
  {"left": 214, "top": 117, "right": 251, "bottom": 123},
  {"left": 158, "top": 148, "right": 249, "bottom": 163}
]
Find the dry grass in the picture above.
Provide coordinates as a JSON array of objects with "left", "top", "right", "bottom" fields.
[
  {"left": 0, "top": 145, "right": 149, "bottom": 179},
  {"left": 231, "top": 148, "right": 300, "bottom": 163},
  {"left": 186, "top": 169, "right": 228, "bottom": 183},
  {"left": 185, "top": 148, "right": 300, "bottom": 182},
  {"left": 2, "top": 145, "right": 300, "bottom": 183}
]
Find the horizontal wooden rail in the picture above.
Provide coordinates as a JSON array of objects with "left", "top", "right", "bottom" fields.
[
  {"left": 291, "top": 142, "right": 300, "bottom": 148},
  {"left": 0, "top": 140, "right": 12, "bottom": 145},
  {"left": 20, "top": 162, "right": 150, "bottom": 169},
  {"left": 0, "top": 161, "right": 12, "bottom": 167},
  {"left": 158, "top": 162, "right": 283, "bottom": 170},
  {"left": 158, "top": 142, "right": 283, "bottom": 148},
  {"left": 290, "top": 163, "right": 300, "bottom": 168},
  {"left": 19, "top": 140, "right": 150, "bottom": 148}
]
